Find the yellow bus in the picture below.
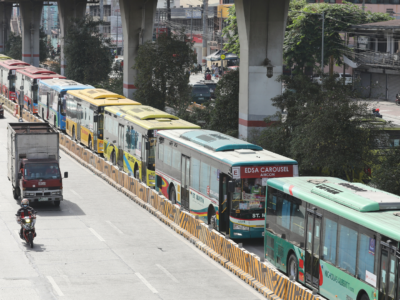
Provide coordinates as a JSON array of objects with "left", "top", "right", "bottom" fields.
[
  {"left": 65, "top": 89, "right": 140, "bottom": 154},
  {"left": 0, "top": 54, "right": 12, "bottom": 60},
  {"left": 103, "top": 105, "right": 200, "bottom": 186}
]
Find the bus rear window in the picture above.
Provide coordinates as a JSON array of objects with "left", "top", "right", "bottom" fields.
[{"left": 232, "top": 178, "right": 265, "bottom": 211}]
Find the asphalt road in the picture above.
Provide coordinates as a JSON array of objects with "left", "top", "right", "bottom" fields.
[{"left": 0, "top": 110, "right": 265, "bottom": 300}]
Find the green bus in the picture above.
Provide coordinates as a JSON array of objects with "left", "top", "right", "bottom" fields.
[{"left": 264, "top": 176, "right": 400, "bottom": 300}]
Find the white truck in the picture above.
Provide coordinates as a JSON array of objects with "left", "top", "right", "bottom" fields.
[{"left": 7, "top": 122, "right": 68, "bottom": 206}]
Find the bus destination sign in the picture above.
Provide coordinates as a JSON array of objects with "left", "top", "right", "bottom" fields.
[{"left": 233, "top": 165, "right": 294, "bottom": 179}]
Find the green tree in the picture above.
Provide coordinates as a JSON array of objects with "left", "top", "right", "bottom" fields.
[
  {"left": 97, "top": 64, "right": 123, "bottom": 95},
  {"left": 209, "top": 69, "right": 239, "bottom": 136},
  {"left": 285, "top": 2, "right": 392, "bottom": 71},
  {"left": 5, "top": 33, "right": 22, "bottom": 60},
  {"left": 184, "top": 69, "right": 239, "bottom": 137},
  {"left": 134, "top": 31, "right": 195, "bottom": 114},
  {"left": 256, "top": 74, "right": 384, "bottom": 181},
  {"left": 64, "top": 16, "right": 113, "bottom": 85},
  {"left": 371, "top": 148, "right": 400, "bottom": 196},
  {"left": 39, "top": 28, "right": 49, "bottom": 63},
  {"left": 222, "top": 5, "right": 239, "bottom": 56}
]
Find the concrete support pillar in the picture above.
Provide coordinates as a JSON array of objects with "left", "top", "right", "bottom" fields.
[
  {"left": 58, "top": 0, "right": 87, "bottom": 75},
  {"left": 20, "top": 1, "right": 43, "bottom": 66},
  {"left": 0, "top": 3, "right": 12, "bottom": 53},
  {"left": 120, "top": 0, "right": 157, "bottom": 98},
  {"left": 236, "top": 0, "right": 290, "bottom": 139}
]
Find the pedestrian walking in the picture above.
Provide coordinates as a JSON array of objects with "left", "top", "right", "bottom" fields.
[
  {"left": 198, "top": 64, "right": 202, "bottom": 73},
  {"left": 214, "top": 63, "right": 219, "bottom": 78}
]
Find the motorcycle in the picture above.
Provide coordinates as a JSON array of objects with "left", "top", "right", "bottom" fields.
[
  {"left": 16, "top": 212, "right": 36, "bottom": 248},
  {"left": 396, "top": 94, "right": 400, "bottom": 106}
]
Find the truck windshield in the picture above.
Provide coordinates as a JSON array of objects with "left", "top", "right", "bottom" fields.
[
  {"left": 232, "top": 178, "right": 266, "bottom": 211},
  {"left": 24, "top": 163, "right": 60, "bottom": 180}
]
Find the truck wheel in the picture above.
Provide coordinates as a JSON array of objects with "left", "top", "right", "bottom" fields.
[
  {"left": 54, "top": 200, "right": 60, "bottom": 207},
  {"left": 13, "top": 188, "right": 19, "bottom": 200}
]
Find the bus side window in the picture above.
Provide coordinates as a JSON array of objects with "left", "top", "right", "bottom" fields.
[
  {"left": 356, "top": 232, "right": 376, "bottom": 282},
  {"left": 191, "top": 157, "right": 200, "bottom": 191},
  {"left": 158, "top": 143, "right": 164, "bottom": 161},
  {"left": 322, "top": 216, "right": 338, "bottom": 265},
  {"left": 337, "top": 219, "right": 358, "bottom": 276}
]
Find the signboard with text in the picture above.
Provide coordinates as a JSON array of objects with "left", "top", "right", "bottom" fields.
[{"left": 232, "top": 165, "right": 294, "bottom": 179}]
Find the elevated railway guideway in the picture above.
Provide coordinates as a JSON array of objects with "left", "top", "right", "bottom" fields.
[{"left": 0, "top": 95, "right": 326, "bottom": 300}]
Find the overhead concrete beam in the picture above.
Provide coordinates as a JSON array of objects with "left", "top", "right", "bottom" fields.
[
  {"left": 58, "top": 0, "right": 87, "bottom": 75},
  {"left": 236, "top": 0, "right": 290, "bottom": 140},
  {"left": 119, "top": 0, "right": 157, "bottom": 98},
  {"left": 20, "top": 1, "right": 43, "bottom": 66}
]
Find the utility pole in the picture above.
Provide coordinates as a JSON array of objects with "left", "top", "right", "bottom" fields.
[
  {"left": 202, "top": 0, "right": 208, "bottom": 65},
  {"left": 362, "top": 0, "right": 365, "bottom": 11},
  {"left": 167, "top": 0, "right": 171, "bottom": 36},
  {"left": 321, "top": 12, "right": 325, "bottom": 91},
  {"left": 190, "top": 7, "right": 193, "bottom": 41},
  {"left": 116, "top": 8, "right": 119, "bottom": 55}
]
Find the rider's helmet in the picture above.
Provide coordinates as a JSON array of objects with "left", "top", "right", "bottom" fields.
[{"left": 21, "top": 199, "right": 29, "bottom": 208}]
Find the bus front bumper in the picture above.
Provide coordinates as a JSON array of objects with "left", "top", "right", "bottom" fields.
[{"left": 230, "top": 223, "right": 264, "bottom": 239}]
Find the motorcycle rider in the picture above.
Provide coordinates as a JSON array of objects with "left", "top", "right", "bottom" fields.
[{"left": 16, "top": 199, "right": 36, "bottom": 239}]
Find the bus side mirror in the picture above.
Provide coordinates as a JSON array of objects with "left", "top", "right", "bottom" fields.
[
  {"left": 228, "top": 181, "right": 235, "bottom": 193},
  {"left": 93, "top": 115, "right": 98, "bottom": 122},
  {"left": 64, "top": 172, "right": 68, "bottom": 178},
  {"left": 146, "top": 141, "right": 150, "bottom": 150},
  {"left": 18, "top": 172, "right": 22, "bottom": 180}
]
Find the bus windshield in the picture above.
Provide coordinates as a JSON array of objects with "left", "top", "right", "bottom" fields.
[
  {"left": 60, "top": 92, "right": 67, "bottom": 116},
  {"left": 232, "top": 178, "right": 266, "bottom": 211},
  {"left": 148, "top": 137, "right": 156, "bottom": 170}
]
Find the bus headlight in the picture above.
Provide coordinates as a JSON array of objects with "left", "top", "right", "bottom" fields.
[{"left": 233, "top": 224, "right": 250, "bottom": 231}]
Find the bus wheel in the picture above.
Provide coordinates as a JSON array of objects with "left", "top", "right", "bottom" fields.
[
  {"left": 134, "top": 165, "right": 139, "bottom": 179},
  {"left": 54, "top": 117, "right": 57, "bottom": 128},
  {"left": 208, "top": 206, "right": 217, "bottom": 230},
  {"left": 89, "top": 138, "right": 92, "bottom": 150},
  {"left": 111, "top": 151, "right": 116, "bottom": 165},
  {"left": 287, "top": 254, "right": 298, "bottom": 281},
  {"left": 359, "top": 293, "right": 369, "bottom": 300},
  {"left": 41, "top": 108, "right": 44, "bottom": 119},
  {"left": 169, "top": 186, "right": 176, "bottom": 204},
  {"left": 72, "top": 127, "right": 76, "bottom": 140}
]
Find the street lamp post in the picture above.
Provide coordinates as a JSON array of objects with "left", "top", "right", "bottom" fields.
[{"left": 321, "top": 12, "right": 325, "bottom": 91}]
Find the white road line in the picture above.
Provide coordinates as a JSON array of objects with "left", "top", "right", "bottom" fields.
[
  {"left": 70, "top": 189, "right": 82, "bottom": 199},
  {"left": 89, "top": 228, "right": 105, "bottom": 242},
  {"left": 135, "top": 273, "right": 158, "bottom": 294},
  {"left": 47, "top": 276, "right": 64, "bottom": 297},
  {"left": 106, "top": 221, "right": 124, "bottom": 235},
  {"left": 156, "top": 264, "right": 179, "bottom": 283}
]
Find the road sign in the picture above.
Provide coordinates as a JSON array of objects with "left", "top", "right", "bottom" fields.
[{"left": 221, "top": 54, "right": 226, "bottom": 60}]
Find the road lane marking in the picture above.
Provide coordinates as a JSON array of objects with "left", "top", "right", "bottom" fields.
[
  {"left": 70, "top": 189, "right": 82, "bottom": 199},
  {"left": 135, "top": 273, "right": 158, "bottom": 294},
  {"left": 89, "top": 228, "right": 105, "bottom": 242},
  {"left": 156, "top": 264, "right": 179, "bottom": 283},
  {"left": 47, "top": 276, "right": 64, "bottom": 296},
  {"left": 106, "top": 221, "right": 124, "bottom": 235}
]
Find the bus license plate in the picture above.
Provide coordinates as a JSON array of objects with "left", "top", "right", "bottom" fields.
[
  {"left": 39, "top": 197, "right": 48, "bottom": 201},
  {"left": 198, "top": 98, "right": 204, "bottom": 100}
]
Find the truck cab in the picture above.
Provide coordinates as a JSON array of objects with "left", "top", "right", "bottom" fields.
[{"left": 18, "top": 159, "right": 67, "bottom": 206}]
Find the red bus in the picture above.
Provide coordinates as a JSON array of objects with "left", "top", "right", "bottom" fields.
[
  {"left": 15, "top": 67, "right": 65, "bottom": 114},
  {"left": 0, "top": 60, "right": 30, "bottom": 102}
]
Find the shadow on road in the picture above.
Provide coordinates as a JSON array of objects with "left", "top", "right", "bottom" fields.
[{"left": 27, "top": 198, "right": 86, "bottom": 217}]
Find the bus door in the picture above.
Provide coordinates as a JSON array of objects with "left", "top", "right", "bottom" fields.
[
  {"left": 305, "top": 207, "right": 322, "bottom": 290},
  {"left": 379, "top": 241, "right": 397, "bottom": 300},
  {"left": 219, "top": 173, "right": 231, "bottom": 234},
  {"left": 77, "top": 104, "right": 82, "bottom": 141},
  {"left": 181, "top": 155, "right": 190, "bottom": 209},
  {"left": 141, "top": 136, "right": 147, "bottom": 184},
  {"left": 46, "top": 92, "right": 50, "bottom": 120},
  {"left": 117, "top": 124, "right": 124, "bottom": 169}
]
